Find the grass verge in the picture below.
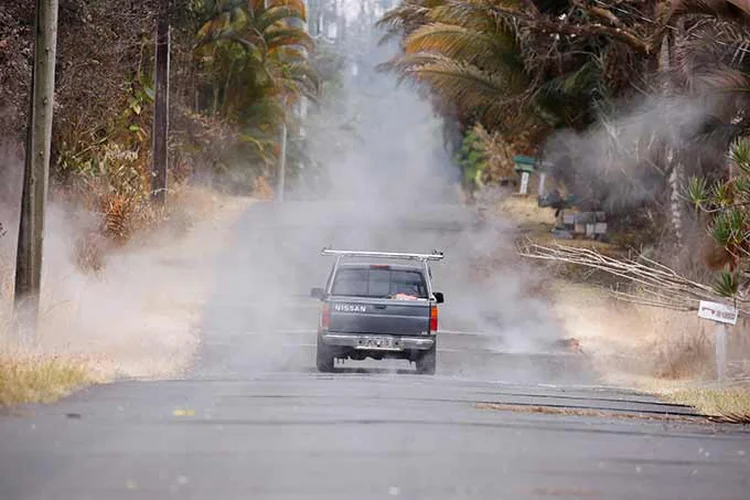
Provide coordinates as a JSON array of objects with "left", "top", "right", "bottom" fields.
[
  {"left": 0, "top": 352, "right": 92, "bottom": 407},
  {"left": 664, "top": 385, "right": 750, "bottom": 424}
]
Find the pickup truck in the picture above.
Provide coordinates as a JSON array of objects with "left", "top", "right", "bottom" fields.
[{"left": 310, "top": 249, "right": 445, "bottom": 374}]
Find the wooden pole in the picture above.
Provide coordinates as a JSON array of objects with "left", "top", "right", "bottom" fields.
[
  {"left": 14, "top": 0, "right": 59, "bottom": 337},
  {"left": 716, "top": 323, "right": 728, "bottom": 382},
  {"left": 151, "top": 13, "right": 170, "bottom": 204},
  {"left": 277, "top": 122, "right": 287, "bottom": 202}
]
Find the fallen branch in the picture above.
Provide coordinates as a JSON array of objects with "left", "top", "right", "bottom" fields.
[{"left": 518, "top": 240, "right": 750, "bottom": 315}]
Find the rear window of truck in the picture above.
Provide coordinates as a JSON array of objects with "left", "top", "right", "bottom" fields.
[{"left": 331, "top": 267, "right": 428, "bottom": 299}]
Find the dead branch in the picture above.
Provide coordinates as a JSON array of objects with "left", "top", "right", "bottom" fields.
[
  {"left": 518, "top": 240, "right": 750, "bottom": 315},
  {"left": 487, "top": 4, "right": 652, "bottom": 54}
]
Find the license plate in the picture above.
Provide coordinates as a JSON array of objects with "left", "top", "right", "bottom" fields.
[{"left": 356, "top": 336, "right": 397, "bottom": 350}]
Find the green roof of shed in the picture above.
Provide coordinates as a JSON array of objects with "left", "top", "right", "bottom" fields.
[
  {"left": 513, "top": 155, "right": 536, "bottom": 166},
  {"left": 513, "top": 155, "right": 536, "bottom": 174}
]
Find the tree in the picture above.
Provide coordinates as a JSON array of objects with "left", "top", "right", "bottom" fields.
[
  {"left": 689, "top": 137, "right": 750, "bottom": 302},
  {"left": 193, "top": 0, "right": 320, "bottom": 184},
  {"left": 377, "top": 0, "right": 662, "bottom": 135},
  {"left": 379, "top": 0, "right": 750, "bottom": 248}
]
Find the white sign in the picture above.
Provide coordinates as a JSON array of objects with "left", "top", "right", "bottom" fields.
[{"left": 698, "top": 300, "right": 738, "bottom": 326}]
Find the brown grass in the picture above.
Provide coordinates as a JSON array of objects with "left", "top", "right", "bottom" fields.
[
  {"left": 665, "top": 385, "right": 750, "bottom": 424},
  {"left": 648, "top": 322, "right": 715, "bottom": 380},
  {"left": 496, "top": 194, "right": 736, "bottom": 384},
  {"left": 252, "top": 176, "right": 274, "bottom": 201},
  {"left": 0, "top": 351, "right": 92, "bottom": 407},
  {"left": 74, "top": 231, "right": 109, "bottom": 275}
]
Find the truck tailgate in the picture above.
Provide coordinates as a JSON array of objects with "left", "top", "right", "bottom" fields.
[{"left": 328, "top": 298, "right": 430, "bottom": 335}]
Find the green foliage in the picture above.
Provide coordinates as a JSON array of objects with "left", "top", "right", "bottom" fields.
[
  {"left": 192, "top": 0, "right": 320, "bottom": 186},
  {"left": 730, "top": 136, "right": 750, "bottom": 174},
  {"left": 712, "top": 180, "right": 734, "bottom": 208},
  {"left": 687, "top": 176, "right": 709, "bottom": 212},
  {"left": 699, "top": 137, "right": 750, "bottom": 298},
  {"left": 378, "top": 0, "right": 649, "bottom": 136},
  {"left": 454, "top": 127, "right": 487, "bottom": 190},
  {"left": 713, "top": 270, "right": 741, "bottom": 298}
]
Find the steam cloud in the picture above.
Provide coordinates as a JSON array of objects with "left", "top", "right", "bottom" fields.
[
  {"left": 541, "top": 94, "right": 732, "bottom": 214},
  {"left": 195, "top": 2, "right": 569, "bottom": 380}
]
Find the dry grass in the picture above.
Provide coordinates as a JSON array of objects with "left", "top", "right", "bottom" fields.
[
  {"left": 0, "top": 185, "right": 253, "bottom": 400},
  {"left": 664, "top": 385, "right": 750, "bottom": 423},
  {"left": 497, "top": 195, "right": 624, "bottom": 257},
  {"left": 648, "top": 318, "right": 714, "bottom": 380},
  {"left": 252, "top": 176, "right": 274, "bottom": 201},
  {"left": 0, "top": 351, "right": 92, "bottom": 407},
  {"left": 494, "top": 194, "right": 733, "bottom": 385}
]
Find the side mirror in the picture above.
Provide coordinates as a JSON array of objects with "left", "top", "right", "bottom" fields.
[
  {"left": 310, "top": 287, "right": 325, "bottom": 299},
  {"left": 433, "top": 292, "right": 445, "bottom": 304}
]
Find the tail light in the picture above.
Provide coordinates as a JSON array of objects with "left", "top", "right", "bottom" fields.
[
  {"left": 320, "top": 304, "right": 330, "bottom": 330},
  {"left": 429, "top": 305, "right": 438, "bottom": 332}
]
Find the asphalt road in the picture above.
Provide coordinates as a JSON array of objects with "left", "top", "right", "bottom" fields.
[{"left": 1, "top": 201, "right": 749, "bottom": 500}]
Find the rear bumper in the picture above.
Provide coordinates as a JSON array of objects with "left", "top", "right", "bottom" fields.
[{"left": 321, "top": 332, "right": 435, "bottom": 351}]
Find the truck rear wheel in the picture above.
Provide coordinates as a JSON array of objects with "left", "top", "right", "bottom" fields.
[
  {"left": 416, "top": 344, "right": 436, "bottom": 375},
  {"left": 316, "top": 335, "right": 335, "bottom": 372}
]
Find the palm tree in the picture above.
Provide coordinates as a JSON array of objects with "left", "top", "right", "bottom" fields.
[
  {"left": 649, "top": 0, "right": 750, "bottom": 245},
  {"left": 194, "top": 0, "right": 320, "bottom": 175},
  {"left": 379, "top": 1, "right": 750, "bottom": 238},
  {"left": 195, "top": 0, "right": 318, "bottom": 113},
  {"left": 378, "top": 1, "right": 660, "bottom": 137}
]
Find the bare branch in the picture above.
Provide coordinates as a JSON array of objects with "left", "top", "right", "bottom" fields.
[
  {"left": 486, "top": 4, "right": 652, "bottom": 54},
  {"left": 518, "top": 241, "right": 750, "bottom": 315}
]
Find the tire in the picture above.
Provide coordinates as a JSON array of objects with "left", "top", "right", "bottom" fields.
[
  {"left": 316, "top": 335, "right": 335, "bottom": 372},
  {"left": 416, "top": 344, "right": 436, "bottom": 375}
]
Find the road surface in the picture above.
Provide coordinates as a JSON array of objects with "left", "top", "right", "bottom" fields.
[{"left": 1, "top": 201, "right": 749, "bottom": 500}]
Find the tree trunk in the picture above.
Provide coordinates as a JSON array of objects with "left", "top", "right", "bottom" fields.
[
  {"left": 151, "top": 14, "right": 170, "bottom": 204},
  {"left": 660, "top": 26, "right": 685, "bottom": 246},
  {"left": 668, "top": 150, "right": 685, "bottom": 245}
]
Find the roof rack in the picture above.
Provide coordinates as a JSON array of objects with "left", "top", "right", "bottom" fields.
[{"left": 321, "top": 247, "right": 445, "bottom": 262}]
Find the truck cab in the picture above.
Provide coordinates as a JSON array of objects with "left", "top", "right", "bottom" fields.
[{"left": 310, "top": 249, "right": 445, "bottom": 374}]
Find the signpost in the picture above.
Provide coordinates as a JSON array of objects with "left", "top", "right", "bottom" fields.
[
  {"left": 697, "top": 300, "right": 738, "bottom": 382},
  {"left": 512, "top": 155, "right": 553, "bottom": 197}
]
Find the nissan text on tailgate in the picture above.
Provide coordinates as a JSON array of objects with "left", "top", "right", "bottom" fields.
[{"left": 310, "top": 248, "right": 445, "bottom": 374}]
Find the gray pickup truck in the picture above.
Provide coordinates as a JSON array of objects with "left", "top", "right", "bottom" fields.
[{"left": 310, "top": 248, "right": 445, "bottom": 374}]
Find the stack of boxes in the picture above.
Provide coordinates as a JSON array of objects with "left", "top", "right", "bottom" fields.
[{"left": 557, "top": 211, "right": 607, "bottom": 240}]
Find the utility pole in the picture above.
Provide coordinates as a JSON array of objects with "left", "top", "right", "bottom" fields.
[
  {"left": 277, "top": 122, "right": 287, "bottom": 202},
  {"left": 14, "top": 0, "right": 59, "bottom": 337},
  {"left": 151, "top": 10, "right": 170, "bottom": 204}
]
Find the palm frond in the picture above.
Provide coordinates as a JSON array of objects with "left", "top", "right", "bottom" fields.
[
  {"left": 404, "top": 56, "right": 524, "bottom": 128},
  {"left": 429, "top": 0, "right": 520, "bottom": 33},
  {"left": 403, "top": 22, "right": 523, "bottom": 73},
  {"left": 258, "top": 5, "right": 307, "bottom": 32},
  {"left": 688, "top": 175, "right": 710, "bottom": 208},
  {"left": 270, "top": 0, "right": 307, "bottom": 16},
  {"left": 730, "top": 137, "right": 750, "bottom": 173},
  {"left": 196, "top": 11, "right": 233, "bottom": 42},
  {"left": 265, "top": 27, "right": 315, "bottom": 51},
  {"left": 713, "top": 270, "right": 741, "bottom": 296},
  {"left": 662, "top": 0, "right": 750, "bottom": 24}
]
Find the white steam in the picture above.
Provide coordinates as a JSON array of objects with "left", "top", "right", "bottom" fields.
[
  {"left": 194, "top": 3, "right": 569, "bottom": 380},
  {"left": 541, "top": 94, "right": 728, "bottom": 213}
]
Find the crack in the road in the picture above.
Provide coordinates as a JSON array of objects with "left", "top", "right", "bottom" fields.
[
  {"left": 138, "top": 416, "right": 728, "bottom": 438},
  {"left": 474, "top": 402, "right": 706, "bottom": 422}
]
